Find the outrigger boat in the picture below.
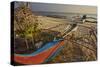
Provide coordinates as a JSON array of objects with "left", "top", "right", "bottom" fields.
[{"left": 14, "top": 15, "right": 96, "bottom": 65}]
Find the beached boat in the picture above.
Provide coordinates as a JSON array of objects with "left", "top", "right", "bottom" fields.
[{"left": 14, "top": 19, "right": 78, "bottom": 65}]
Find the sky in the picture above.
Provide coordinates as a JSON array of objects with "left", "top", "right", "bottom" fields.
[{"left": 14, "top": 2, "right": 97, "bottom": 14}]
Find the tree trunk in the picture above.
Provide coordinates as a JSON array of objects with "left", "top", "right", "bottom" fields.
[
  {"left": 32, "top": 35, "right": 35, "bottom": 48},
  {"left": 25, "top": 38, "right": 29, "bottom": 50}
]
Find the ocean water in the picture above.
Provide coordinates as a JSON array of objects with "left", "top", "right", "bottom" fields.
[{"left": 36, "top": 12, "right": 97, "bottom": 19}]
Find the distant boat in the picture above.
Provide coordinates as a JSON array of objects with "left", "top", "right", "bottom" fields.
[
  {"left": 71, "top": 15, "right": 97, "bottom": 23},
  {"left": 85, "top": 17, "right": 97, "bottom": 23}
]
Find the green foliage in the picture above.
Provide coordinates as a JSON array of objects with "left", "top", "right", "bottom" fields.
[{"left": 14, "top": 4, "right": 42, "bottom": 50}]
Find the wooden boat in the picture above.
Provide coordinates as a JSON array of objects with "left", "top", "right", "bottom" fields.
[{"left": 14, "top": 20, "right": 79, "bottom": 65}]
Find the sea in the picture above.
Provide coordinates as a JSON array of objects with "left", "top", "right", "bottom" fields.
[{"left": 35, "top": 11, "right": 97, "bottom": 20}]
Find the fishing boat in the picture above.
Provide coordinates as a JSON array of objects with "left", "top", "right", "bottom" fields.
[{"left": 14, "top": 15, "right": 88, "bottom": 65}]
